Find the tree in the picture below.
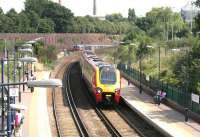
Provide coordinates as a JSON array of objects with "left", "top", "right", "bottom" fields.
[
  {"left": 128, "top": 8, "right": 136, "bottom": 22},
  {"left": 0, "top": 7, "right": 3, "bottom": 15},
  {"left": 6, "top": 8, "right": 19, "bottom": 32},
  {"left": 26, "top": 10, "right": 40, "bottom": 32},
  {"left": 123, "top": 26, "right": 146, "bottom": 43},
  {"left": 194, "top": 14, "right": 200, "bottom": 31},
  {"left": 194, "top": 0, "right": 200, "bottom": 32},
  {"left": 0, "top": 15, "right": 14, "bottom": 32},
  {"left": 145, "top": 7, "right": 186, "bottom": 40},
  {"left": 18, "top": 12, "right": 30, "bottom": 32},
  {"left": 135, "top": 17, "right": 151, "bottom": 32},
  {"left": 172, "top": 38, "right": 200, "bottom": 94},
  {"left": 25, "top": 0, "right": 48, "bottom": 16},
  {"left": 37, "top": 18, "right": 54, "bottom": 33},
  {"left": 105, "top": 13, "right": 124, "bottom": 22},
  {"left": 41, "top": 2, "right": 74, "bottom": 32},
  {"left": 195, "top": 0, "right": 200, "bottom": 7}
]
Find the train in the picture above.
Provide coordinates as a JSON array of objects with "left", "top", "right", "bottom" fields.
[
  {"left": 73, "top": 45, "right": 84, "bottom": 51},
  {"left": 80, "top": 50, "right": 121, "bottom": 104}
]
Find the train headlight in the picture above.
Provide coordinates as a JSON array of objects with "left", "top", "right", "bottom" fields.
[{"left": 96, "top": 88, "right": 102, "bottom": 94}]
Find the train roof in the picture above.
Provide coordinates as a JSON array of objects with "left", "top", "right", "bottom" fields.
[{"left": 83, "top": 50, "right": 114, "bottom": 68}]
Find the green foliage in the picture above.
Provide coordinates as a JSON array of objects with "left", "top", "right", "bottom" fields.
[
  {"left": 18, "top": 12, "right": 30, "bottom": 32},
  {"left": 25, "top": 0, "right": 48, "bottom": 16},
  {"left": 37, "top": 18, "right": 54, "bottom": 33},
  {"left": 136, "top": 40, "right": 150, "bottom": 59},
  {"left": 105, "top": 13, "right": 124, "bottom": 22},
  {"left": 144, "top": 7, "right": 188, "bottom": 40},
  {"left": 172, "top": 39, "right": 200, "bottom": 94},
  {"left": 128, "top": 8, "right": 136, "bottom": 22},
  {"left": 135, "top": 17, "right": 151, "bottom": 32},
  {"left": 41, "top": 2, "right": 74, "bottom": 32},
  {"left": 39, "top": 45, "right": 58, "bottom": 64},
  {"left": 195, "top": 0, "right": 200, "bottom": 7},
  {"left": 72, "top": 16, "right": 132, "bottom": 34},
  {"left": 0, "top": 0, "right": 193, "bottom": 37},
  {"left": 0, "top": 7, "right": 3, "bottom": 15},
  {"left": 26, "top": 10, "right": 40, "bottom": 32},
  {"left": 5, "top": 8, "right": 19, "bottom": 32},
  {"left": 0, "top": 14, "right": 13, "bottom": 32},
  {"left": 166, "top": 37, "right": 199, "bottom": 49},
  {"left": 123, "top": 26, "right": 146, "bottom": 42},
  {"left": 33, "top": 41, "right": 58, "bottom": 64},
  {"left": 194, "top": 12, "right": 200, "bottom": 31}
]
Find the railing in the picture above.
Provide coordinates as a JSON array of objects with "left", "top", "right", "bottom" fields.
[{"left": 117, "top": 63, "right": 200, "bottom": 114}]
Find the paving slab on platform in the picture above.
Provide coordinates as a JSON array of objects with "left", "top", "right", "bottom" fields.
[
  {"left": 121, "top": 78, "right": 200, "bottom": 137},
  {"left": 21, "top": 71, "right": 52, "bottom": 137}
]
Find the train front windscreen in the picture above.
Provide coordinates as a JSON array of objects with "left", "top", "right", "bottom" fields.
[{"left": 100, "top": 67, "right": 116, "bottom": 85}]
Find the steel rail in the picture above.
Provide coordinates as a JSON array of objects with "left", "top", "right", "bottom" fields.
[
  {"left": 52, "top": 59, "right": 69, "bottom": 137},
  {"left": 64, "top": 63, "right": 90, "bottom": 137},
  {"left": 52, "top": 87, "right": 62, "bottom": 137}
]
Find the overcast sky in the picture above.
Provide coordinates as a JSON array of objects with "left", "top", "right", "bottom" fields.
[{"left": 0, "top": 0, "right": 195, "bottom": 16}]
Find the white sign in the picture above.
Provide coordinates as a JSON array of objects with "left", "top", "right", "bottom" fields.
[
  {"left": 146, "top": 75, "right": 150, "bottom": 81},
  {"left": 191, "top": 93, "right": 199, "bottom": 104},
  {"left": 10, "top": 88, "right": 19, "bottom": 97}
]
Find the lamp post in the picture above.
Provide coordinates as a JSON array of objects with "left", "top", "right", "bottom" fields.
[
  {"left": 147, "top": 45, "right": 161, "bottom": 80},
  {"left": 16, "top": 44, "right": 33, "bottom": 90},
  {"left": 18, "top": 57, "right": 38, "bottom": 94},
  {"left": 1, "top": 59, "right": 5, "bottom": 131},
  {"left": 18, "top": 48, "right": 34, "bottom": 77},
  {"left": 139, "top": 54, "right": 142, "bottom": 94},
  {"left": 17, "top": 62, "right": 22, "bottom": 102}
]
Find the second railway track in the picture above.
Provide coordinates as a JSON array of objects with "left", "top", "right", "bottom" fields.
[{"left": 51, "top": 56, "right": 80, "bottom": 137}]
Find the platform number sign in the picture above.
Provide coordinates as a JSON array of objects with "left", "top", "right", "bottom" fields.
[
  {"left": 10, "top": 88, "right": 19, "bottom": 97},
  {"left": 191, "top": 93, "right": 199, "bottom": 104}
]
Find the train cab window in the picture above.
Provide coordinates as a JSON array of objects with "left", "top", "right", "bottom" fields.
[{"left": 100, "top": 67, "right": 116, "bottom": 84}]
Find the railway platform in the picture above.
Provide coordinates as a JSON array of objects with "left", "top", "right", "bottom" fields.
[
  {"left": 121, "top": 78, "right": 200, "bottom": 137},
  {"left": 20, "top": 71, "right": 52, "bottom": 137}
]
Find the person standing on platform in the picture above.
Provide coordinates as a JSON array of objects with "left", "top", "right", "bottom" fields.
[{"left": 14, "top": 110, "right": 24, "bottom": 137}]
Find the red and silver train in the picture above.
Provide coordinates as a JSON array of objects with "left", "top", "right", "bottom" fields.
[{"left": 80, "top": 50, "right": 121, "bottom": 104}]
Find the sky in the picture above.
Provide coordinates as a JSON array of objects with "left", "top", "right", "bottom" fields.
[{"left": 0, "top": 0, "right": 195, "bottom": 17}]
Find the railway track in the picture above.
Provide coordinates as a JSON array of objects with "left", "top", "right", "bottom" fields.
[
  {"left": 69, "top": 62, "right": 142, "bottom": 137},
  {"left": 63, "top": 63, "right": 90, "bottom": 137},
  {"left": 51, "top": 56, "right": 80, "bottom": 137},
  {"left": 51, "top": 59, "right": 166, "bottom": 137}
]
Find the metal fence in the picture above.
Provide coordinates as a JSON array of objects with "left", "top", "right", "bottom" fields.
[{"left": 117, "top": 63, "right": 200, "bottom": 114}]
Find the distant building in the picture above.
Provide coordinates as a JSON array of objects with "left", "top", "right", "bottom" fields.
[
  {"left": 181, "top": 1, "right": 200, "bottom": 23},
  {"left": 92, "top": 0, "right": 105, "bottom": 20}
]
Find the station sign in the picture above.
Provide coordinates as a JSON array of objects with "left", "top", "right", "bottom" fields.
[
  {"left": 10, "top": 88, "right": 19, "bottom": 97},
  {"left": 191, "top": 93, "right": 199, "bottom": 104}
]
